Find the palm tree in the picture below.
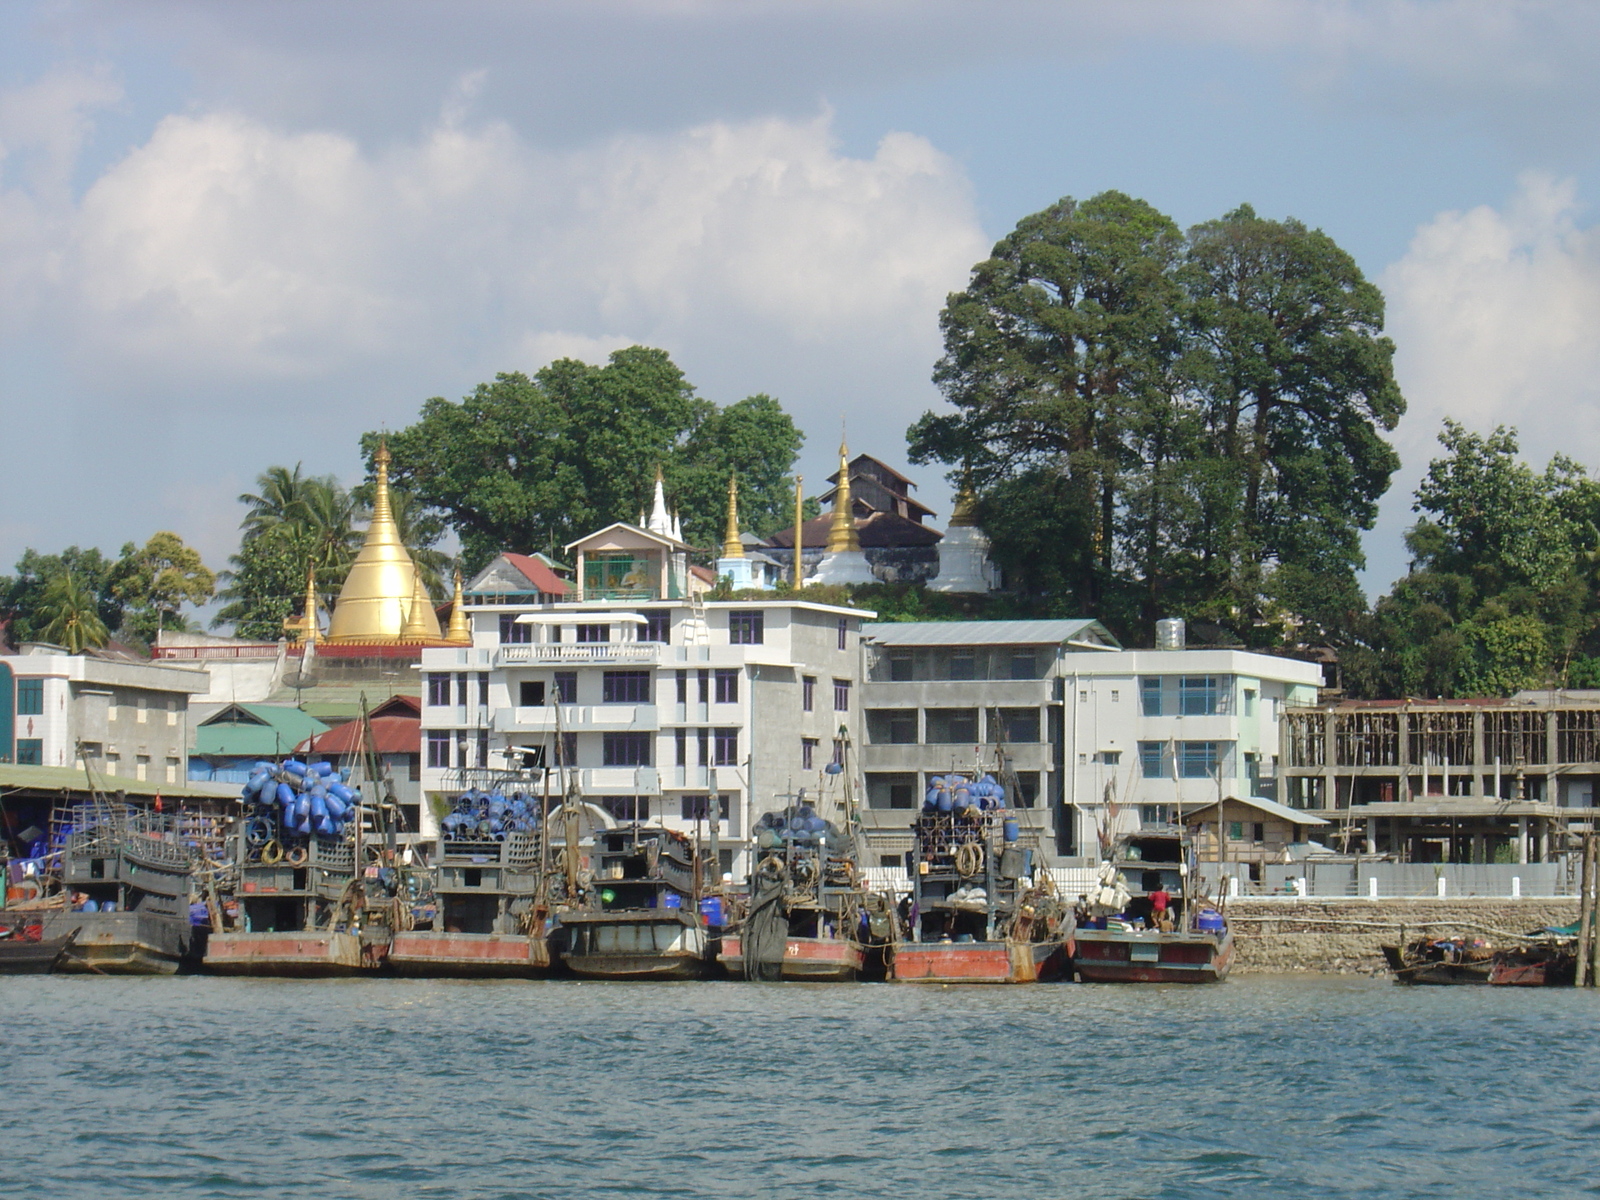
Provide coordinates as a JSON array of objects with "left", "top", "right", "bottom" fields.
[{"left": 38, "top": 574, "right": 110, "bottom": 653}]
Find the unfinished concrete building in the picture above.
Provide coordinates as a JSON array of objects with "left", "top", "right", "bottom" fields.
[{"left": 1281, "top": 695, "right": 1600, "bottom": 865}]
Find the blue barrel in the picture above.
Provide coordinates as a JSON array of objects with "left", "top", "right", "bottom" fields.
[
  {"left": 1196, "top": 909, "right": 1225, "bottom": 933},
  {"left": 1003, "top": 818, "right": 1020, "bottom": 843},
  {"left": 662, "top": 893, "right": 682, "bottom": 910},
  {"left": 281, "top": 759, "right": 308, "bottom": 778},
  {"left": 699, "top": 896, "right": 724, "bottom": 926},
  {"left": 275, "top": 781, "right": 295, "bottom": 806},
  {"left": 81, "top": 899, "right": 98, "bottom": 913}
]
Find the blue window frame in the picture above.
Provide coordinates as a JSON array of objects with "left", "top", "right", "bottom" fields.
[
  {"left": 1140, "top": 677, "right": 1162, "bottom": 717},
  {"left": 1180, "top": 741, "right": 1218, "bottom": 779},
  {"left": 15, "top": 679, "right": 42, "bottom": 716},
  {"left": 1139, "top": 741, "right": 1165, "bottom": 779},
  {"left": 1179, "top": 676, "right": 1219, "bottom": 716}
]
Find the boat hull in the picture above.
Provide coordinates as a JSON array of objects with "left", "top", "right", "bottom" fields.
[
  {"left": 1382, "top": 943, "right": 1493, "bottom": 985},
  {"left": 0, "top": 930, "right": 74, "bottom": 973},
  {"left": 1072, "top": 930, "right": 1234, "bottom": 983},
  {"left": 44, "top": 911, "right": 199, "bottom": 975},
  {"left": 557, "top": 912, "right": 710, "bottom": 981},
  {"left": 890, "top": 939, "right": 1067, "bottom": 984},
  {"left": 389, "top": 932, "right": 551, "bottom": 978},
  {"left": 719, "top": 934, "right": 864, "bottom": 981},
  {"left": 205, "top": 930, "right": 372, "bottom": 977}
]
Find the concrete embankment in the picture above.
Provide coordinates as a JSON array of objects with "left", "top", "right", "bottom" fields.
[{"left": 1225, "top": 899, "right": 1579, "bottom": 975}]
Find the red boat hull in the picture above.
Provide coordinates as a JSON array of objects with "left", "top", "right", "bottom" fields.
[
  {"left": 720, "top": 935, "right": 864, "bottom": 981},
  {"left": 389, "top": 932, "right": 551, "bottom": 978},
  {"left": 890, "top": 940, "right": 1067, "bottom": 984},
  {"left": 205, "top": 931, "right": 377, "bottom": 977},
  {"left": 1072, "top": 931, "right": 1234, "bottom": 983}
]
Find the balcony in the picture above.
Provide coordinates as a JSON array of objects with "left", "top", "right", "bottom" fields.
[
  {"left": 493, "top": 704, "right": 659, "bottom": 733},
  {"left": 496, "top": 643, "right": 661, "bottom": 666}
]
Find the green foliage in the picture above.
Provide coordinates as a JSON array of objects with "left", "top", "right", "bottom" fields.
[
  {"left": 109, "top": 531, "right": 216, "bottom": 645},
  {"left": 0, "top": 546, "right": 123, "bottom": 644},
  {"left": 909, "top": 193, "right": 1404, "bottom": 646},
  {"left": 370, "top": 347, "right": 805, "bottom": 572},
  {"left": 37, "top": 573, "right": 110, "bottom": 653}
]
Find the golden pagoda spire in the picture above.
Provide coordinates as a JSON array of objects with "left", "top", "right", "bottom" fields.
[
  {"left": 445, "top": 570, "right": 472, "bottom": 644},
  {"left": 282, "top": 562, "right": 320, "bottom": 644},
  {"left": 948, "top": 467, "right": 979, "bottom": 528},
  {"left": 400, "top": 568, "right": 433, "bottom": 641},
  {"left": 722, "top": 474, "right": 745, "bottom": 559},
  {"left": 792, "top": 475, "right": 804, "bottom": 589},
  {"left": 824, "top": 438, "right": 861, "bottom": 554},
  {"left": 326, "top": 439, "right": 442, "bottom": 642}
]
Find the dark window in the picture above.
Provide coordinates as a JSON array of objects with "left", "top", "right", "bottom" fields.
[
  {"left": 889, "top": 651, "right": 913, "bottom": 682},
  {"left": 15, "top": 679, "right": 42, "bottom": 716},
  {"left": 712, "top": 728, "right": 738, "bottom": 766},
  {"left": 1181, "top": 741, "right": 1219, "bottom": 779},
  {"left": 478, "top": 673, "right": 489, "bottom": 708},
  {"left": 554, "top": 672, "right": 577, "bottom": 704},
  {"left": 833, "top": 678, "right": 850, "bottom": 712},
  {"left": 713, "top": 669, "right": 738, "bottom": 704},
  {"left": 603, "top": 731, "right": 651, "bottom": 766},
  {"left": 729, "top": 611, "right": 764, "bottom": 644},
  {"left": 676, "top": 670, "right": 688, "bottom": 704},
  {"left": 640, "top": 611, "right": 670, "bottom": 643},
  {"left": 675, "top": 728, "right": 688, "bottom": 766},
  {"left": 427, "top": 673, "right": 450, "bottom": 706},
  {"left": 867, "top": 772, "right": 917, "bottom": 809},
  {"left": 1141, "top": 677, "right": 1163, "bottom": 717},
  {"left": 600, "top": 795, "right": 649, "bottom": 821},
  {"left": 831, "top": 738, "right": 844, "bottom": 766},
  {"left": 867, "top": 709, "right": 917, "bottom": 744},
  {"left": 697, "top": 728, "right": 710, "bottom": 766},
  {"left": 925, "top": 708, "right": 978, "bottom": 744},
  {"left": 15, "top": 739, "right": 41, "bottom": 765},
  {"left": 1139, "top": 741, "right": 1165, "bottom": 778},
  {"left": 680, "top": 795, "right": 730, "bottom": 821},
  {"left": 697, "top": 669, "right": 710, "bottom": 705},
  {"left": 558, "top": 732, "right": 577, "bottom": 767},
  {"left": 1252, "top": 822, "right": 1265, "bottom": 843},
  {"left": 1009, "top": 649, "right": 1037, "bottom": 680},
  {"left": 577, "top": 623, "right": 610, "bottom": 643},
  {"left": 499, "top": 614, "right": 531, "bottom": 644},
  {"left": 837, "top": 617, "right": 848, "bottom": 650},
  {"left": 1180, "top": 676, "right": 1219, "bottom": 716},
  {"left": 802, "top": 738, "right": 817, "bottom": 770},
  {"left": 427, "top": 730, "right": 451, "bottom": 769},
  {"left": 602, "top": 671, "right": 651, "bottom": 704},
  {"left": 519, "top": 745, "right": 547, "bottom": 770},
  {"left": 519, "top": 681, "right": 545, "bottom": 707},
  {"left": 802, "top": 676, "right": 815, "bottom": 712},
  {"left": 455, "top": 674, "right": 468, "bottom": 707},
  {"left": 948, "top": 650, "right": 976, "bottom": 680},
  {"left": 1014, "top": 772, "right": 1040, "bottom": 809},
  {"left": 407, "top": 754, "right": 421, "bottom": 782},
  {"left": 997, "top": 708, "right": 1040, "bottom": 743},
  {"left": 476, "top": 729, "right": 489, "bottom": 767}
]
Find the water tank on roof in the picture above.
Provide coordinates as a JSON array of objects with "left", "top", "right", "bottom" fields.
[{"left": 1156, "top": 618, "right": 1186, "bottom": 651}]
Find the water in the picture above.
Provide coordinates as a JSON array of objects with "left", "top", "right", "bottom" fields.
[{"left": 5, "top": 974, "right": 1600, "bottom": 1199}]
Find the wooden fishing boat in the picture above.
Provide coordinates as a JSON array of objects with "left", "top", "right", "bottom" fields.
[
  {"left": 1382, "top": 938, "right": 1495, "bottom": 985},
  {"left": 206, "top": 929, "right": 368, "bottom": 977},
  {"left": 1072, "top": 926, "right": 1234, "bottom": 983},
  {"left": 719, "top": 933, "right": 864, "bottom": 981},
  {"left": 0, "top": 919, "right": 75, "bottom": 974},
  {"left": 1488, "top": 943, "right": 1576, "bottom": 987}
]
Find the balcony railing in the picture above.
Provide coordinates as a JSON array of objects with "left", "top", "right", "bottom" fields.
[{"left": 496, "top": 643, "right": 660, "bottom": 666}]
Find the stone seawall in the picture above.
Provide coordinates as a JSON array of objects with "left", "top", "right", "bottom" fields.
[{"left": 1225, "top": 899, "right": 1580, "bottom": 975}]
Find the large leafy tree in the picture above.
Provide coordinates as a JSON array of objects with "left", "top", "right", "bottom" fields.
[
  {"left": 37, "top": 574, "right": 111, "bottom": 653},
  {"left": 909, "top": 192, "right": 1404, "bottom": 644},
  {"left": 372, "top": 346, "right": 805, "bottom": 570},
  {"left": 0, "top": 546, "right": 123, "bottom": 645},
  {"left": 110, "top": 531, "right": 216, "bottom": 644}
]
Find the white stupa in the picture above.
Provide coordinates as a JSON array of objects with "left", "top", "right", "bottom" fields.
[
  {"left": 930, "top": 476, "right": 998, "bottom": 593},
  {"left": 807, "top": 440, "right": 876, "bottom": 586}
]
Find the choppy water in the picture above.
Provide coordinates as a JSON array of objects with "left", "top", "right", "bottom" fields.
[{"left": 4, "top": 974, "right": 1600, "bottom": 1199}]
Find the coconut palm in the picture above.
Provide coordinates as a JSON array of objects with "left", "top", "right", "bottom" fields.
[{"left": 37, "top": 574, "right": 110, "bottom": 653}]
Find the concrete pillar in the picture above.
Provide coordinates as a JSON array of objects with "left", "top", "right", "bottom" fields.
[
  {"left": 1518, "top": 815, "right": 1529, "bottom": 865},
  {"left": 1365, "top": 816, "right": 1376, "bottom": 856}
]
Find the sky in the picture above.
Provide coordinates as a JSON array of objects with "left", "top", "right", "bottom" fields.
[{"left": 5, "top": 0, "right": 1600, "bottom": 606}]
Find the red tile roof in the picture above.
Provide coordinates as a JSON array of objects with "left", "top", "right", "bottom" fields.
[
  {"left": 296, "top": 712, "right": 419, "bottom": 756},
  {"left": 504, "top": 553, "right": 571, "bottom": 596}
]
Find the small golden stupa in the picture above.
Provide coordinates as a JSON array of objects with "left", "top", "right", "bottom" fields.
[
  {"left": 325, "top": 442, "right": 443, "bottom": 643},
  {"left": 824, "top": 439, "right": 862, "bottom": 554}
]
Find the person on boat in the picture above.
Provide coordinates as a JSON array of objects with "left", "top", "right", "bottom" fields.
[{"left": 1149, "top": 887, "right": 1173, "bottom": 933}]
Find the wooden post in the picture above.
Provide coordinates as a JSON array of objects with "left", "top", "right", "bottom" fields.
[
  {"left": 1578, "top": 833, "right": 1595, "bottom": 988},
  {"left": 1589, "top": 835, "right": 1600, "bottom": 988}
]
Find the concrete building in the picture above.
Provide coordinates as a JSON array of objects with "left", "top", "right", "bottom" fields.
[
  {"left": 418, "top": 596, "right": 873, "bottom": 874},
  {"left": 856, "top": 620, "right": 1323, "bottom": 867},
  {"left": 0, "top": 645, "right": 210, "bottom": 785}
]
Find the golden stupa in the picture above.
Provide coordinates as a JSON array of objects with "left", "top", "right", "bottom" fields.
[
  {"left": 325, "top": 442, "right": 442, "bottom": 643},
  {"left": 824, "top": 439, "right": 861, "bottom": 554}
]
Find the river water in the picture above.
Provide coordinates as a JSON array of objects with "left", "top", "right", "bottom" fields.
[{"left": 4, "top": 974, "right": 1599, "bottom": 1199}]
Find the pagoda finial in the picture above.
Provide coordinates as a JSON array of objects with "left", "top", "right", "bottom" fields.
[
  {"left": 400, "top": 569, "right": 432, "bottom": 641},
  {"left": 949, "top": 466, "right": 979, "bottom": 528},
  {"left": 445, "top": 569, "right": 472, "bottom": 644},
  {"left": 825, "top": 436, "right": 860, "bottom": 554},
  {"left": 647, "top": 465, "right": 672, "bottom": 536},
  {"left": 282, "top": 561, "right": 320, "bottom": 644},
  {"left": 722, "top": 474, "right": 745, "bottom": 559}
]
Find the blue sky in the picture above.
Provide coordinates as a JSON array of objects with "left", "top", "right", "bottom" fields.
[{"left": 5, "top": 1, "right": 1600, "bottom": 605}]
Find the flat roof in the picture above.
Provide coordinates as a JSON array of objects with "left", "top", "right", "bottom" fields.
[
  {"left": 862, "top": 619, "right": 1120, "bottom": 649},
  {"left": 0, "top": 763, "right": 238, "bottom": 800}
]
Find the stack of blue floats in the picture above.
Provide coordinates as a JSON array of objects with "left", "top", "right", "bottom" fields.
[
  {"left": 439, "top": 790, "right": 542, "bottom": 843},
  {"left": 923, "top": 774, "right": 1008, "bottom": 815},
  {"left": 239, "top": 759, "right": 358, "bottom": 841},
  {"left": 753, "top": 804, "right": 841, "bottom": 851}
]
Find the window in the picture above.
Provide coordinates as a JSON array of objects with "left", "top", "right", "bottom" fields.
[
  {"left": 408, "top": 754, "right": 421, "bottom": 781},
  {"left": 1141, "top": 677, "right": 1163, "bottom": 717},
  {"left": 167, "top": 698, "right": 177, "bottom": 727},
  {"left": 15, "top": 739, "right": 41, "bottom": 765},
  {"left": 1179, "top": 676, "right": 1219, "bottom": 716},
  {"left": 802, "top": 676, "right": 816, "bottom": 712},
  {"left": 519, "top": 681, "right": 545, "bottom": 707},
  {"left": 602, "top": 731, "right": 651, "bottom": 766},
  {"left": 866, "top": 709, "right": 917, "bottom": 744},
  {"left": 889, "top": 651, "right": 913, "bottom": 682},
  {"left": 476, "top": 729, "right": 489, "bottom": 767},
  {"left": 712, "top": 728, "right": 738, "bottom": 766},
  {"left": 1139, "top": 741, "right": 1166, "bottom": 779},
  {"left": 866, "top": 773, "right": 917, "bottom": 809},
  {"left": 1079, "top": 690, "right": 1087, "bottom": 703},
  {"left": 681, "top": 795, "right": 730, "bottom": 821},
  {"left": 833, "top": 678, "right": 850, "bottom": 712},
  {"left": 713, "top": 669, "right": 738, "bottom": 704},
  {"left": 1180, "top": 741, "right": 1219, "bottom": 779},
  {"left": 1013, "top": 772, "right": 1040, "bottom": 808},
  {"left": 675, "top": 728, "right": 688, "bottom": 766},
  {"left": 697, "top": 728, "right": 710, "bottom": 766},
  {"left": 427, "top": 673, "right": 450, "bottom": 707},
  {"left": 576, "top": 623, "right": 610, "bottom": 643},
  {"left": 455, "top": 674, "right": 469, "bottom": 707},
  {"left": 1252, "top": 822, "right": 1265, "bottom": 843},
  {"left": 478, "top": 673, "right": 489, "bottom": 708},
  {"left": 602, "top": 671, "right": 651, "bottom": 704},
  {"left": 925, "top": 708, "right": 978, "bottom": 744},
  {"left": 517, "top": 745, "right": 546, "bottom": 770},
  {"left": 427, "top": 731, "right": 451, "bottom": 769},
  {"left": 1099, "top": 750, "right": 1121, "bottom": 765},
  {"left": 1009, "top": 649, "right": 1037, "bottom": 680},
  {"left": 554, "top": 672, "right": 577, "bottom": 704},
  {"left": 640, "top": 611, "right": 670, "bottom": 643},
  {"left": 802, "top": 738, "right": 817, "bottom": 770},
  {"left": 499, "top": 614, "right": 531, "bottom": 644},
  {"left": 1229, "top": 821, "right": 1244, "bottom": 840},
  {"left": 1110, "top": 689, "right": 1120, "bottom": 703},
  {"left": 558, "top": 733, "right": 577, "bottom": 767},
  {"left": 831, "top": 738, "right": 845, "bottom": 767},
  {"left": 1243, "top": 688, "right": 1256, "bottom": 717},
  {"left": 1140, "top": 804, "right": 1172, "bottom": 827},
  {"left": 697, "top": 669, "right": 710, "bottom": 705},
  {"left": 16, "top": 679, "right": 42, "bottom": 715},
  {"left": 676, "top": 670, "right": 688, "bottom": 705},
  {"left": 729, "top": 611, "right": 764, "bottom": 645},
  {"left": 948, "top": 650, "right": 976, "bottom": 680},
  {"left": 136, "top": 696, "right": 147, "bottom": 724},
  {"left": 600, "top": 796, "right": 649, "bottom": 821},
  {"left": 997, "top": 708, "right": 1040, "bottom": 743},
  {"left": 837, "top": 617, "right": 848, "bottom": 650}
]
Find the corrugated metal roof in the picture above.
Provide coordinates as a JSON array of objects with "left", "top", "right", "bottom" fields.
[
  {"left": 861, "top": 619, "right": 1121, "bottom": 648},
  {"left": 0, "top": 763, "right": 237, "bottom": 799},
  {"left": 194, "top": 704, "right": 329, "bottom": 758},
  {"left": 1187, "top": 796, "right": 1331, "bottom": 826}
]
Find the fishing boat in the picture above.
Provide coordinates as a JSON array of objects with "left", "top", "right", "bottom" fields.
[
  {"left": 890, "top": 774, "right": 1071, "bottom": 985},
  {"left": 719, "top": 793, "right": 895, "bottom": 983},
  {"left": 555, "top": 825, "right": 710, "bottom": 980},
  {"left": 0, "top": 918, "right": 76, "bottom": 973},
  {"left": 1071, "top": 828, "right": 1234, "bottom": 984},
  {"left": 1381, "top": 935, "right": 1575, "bottom": 986}
]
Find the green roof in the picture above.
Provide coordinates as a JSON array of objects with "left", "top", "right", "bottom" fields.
[
  {"left": 193, "top": 704, "right": 329, "bottom": 759},
  {"left": 0, "top": 762, "right": 236, "bottom": 800}
]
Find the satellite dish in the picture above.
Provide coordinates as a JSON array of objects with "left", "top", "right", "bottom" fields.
[{"left": 284, "top": 672, "right": 317, "bottom": 689}]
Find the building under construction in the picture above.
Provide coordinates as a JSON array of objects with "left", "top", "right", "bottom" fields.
[{"left": 1280, "top": 693, "right": 1600, "bottom": 864}]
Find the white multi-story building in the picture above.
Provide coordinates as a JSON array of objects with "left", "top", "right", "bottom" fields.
[
  {"left": 857, "top": 620, "right": 1323, "bottom": 866},
  {"left": 418, "top": 597, "right": 871, "bottom": 876}
]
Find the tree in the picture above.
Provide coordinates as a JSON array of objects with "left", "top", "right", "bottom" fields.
[
  {"left": 110, "top": 532, "right": 216, "bottom": 645},
  {"left": 372, "top": 346, "right": 805, "bottom": 571},
  {"left": 908, "top": 192, "right": 1405, "bottom": 644},
  {"left": 36, "top": 574, "right": 110, "bottom": 653},
  {"left": 0, "top": 546, "right": 123, "bottom": 645}
]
